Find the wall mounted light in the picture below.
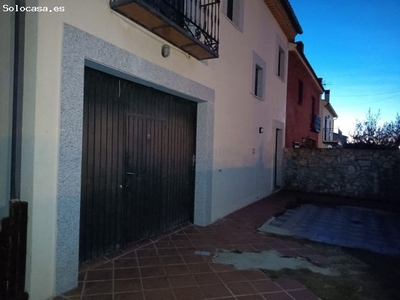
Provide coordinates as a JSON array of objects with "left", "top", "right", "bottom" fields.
[{"left": 161, "top": 44, "right": 170, "bottom": 58}]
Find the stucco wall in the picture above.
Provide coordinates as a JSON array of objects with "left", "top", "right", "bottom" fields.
[
  {"left": 284, "top": 148, "right": 400, "bottom": 202},
  {"left": 211, "top": 0, "right": 289, "bottom": 221}
]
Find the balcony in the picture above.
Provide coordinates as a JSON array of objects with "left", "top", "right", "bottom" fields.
[
  {"left": 310, "top": 114, "right": 321, "bottom": 133},
  {"left": 110, "top": 0, "right": 220, "bottom": 60},
  {"left": 323, "top": 127, "right": 335, "bottom": 142}
]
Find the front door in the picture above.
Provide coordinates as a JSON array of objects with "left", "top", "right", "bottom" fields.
[{"left": 124, "top": 115, "right": 165, "bottom": 243}]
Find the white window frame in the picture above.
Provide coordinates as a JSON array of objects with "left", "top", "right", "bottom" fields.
[
  {"left": 221, "top": 0, "right": 244, "bottom": 31},
  {"left": 277, "top": 46, "right": 285, "bottom": 79},
  {"left": 252, "top": 51, "right": 266, "bottom": 100}
]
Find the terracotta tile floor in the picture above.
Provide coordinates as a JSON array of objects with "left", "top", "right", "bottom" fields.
[{"left": 57, "top": 191, "right": 321, "bottom": 300}]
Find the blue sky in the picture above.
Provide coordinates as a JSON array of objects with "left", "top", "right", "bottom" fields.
[{"left": 289, "top": 0, "right": 400, "bottom": 136}]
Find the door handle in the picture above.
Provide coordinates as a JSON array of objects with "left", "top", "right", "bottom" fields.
[{"left": 126, "top": 172, "right": 135, "bottom": 175}]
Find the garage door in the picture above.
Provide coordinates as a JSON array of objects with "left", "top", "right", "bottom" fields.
[{"left": 79, "top": 67, "right": 197, "bottom": 263}]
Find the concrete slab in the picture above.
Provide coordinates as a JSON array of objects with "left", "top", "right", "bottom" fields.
[
  {"left": 213, "top": 250, "right": 338, "bottom": 276},
  {"left": 259, "top": 204, "right": 400, "bottom": 256}
]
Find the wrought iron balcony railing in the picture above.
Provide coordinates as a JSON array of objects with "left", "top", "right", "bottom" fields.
[
  {"left": 323, "top": 127, "right": 335, "bottom": 142},
  {"left": 110, "top": 0, "right": 220, "bottom": 60}
]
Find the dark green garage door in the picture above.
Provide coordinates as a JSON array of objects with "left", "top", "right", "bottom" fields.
[{"left": 80, "top": 67, "right": 197, "bottom": 263}]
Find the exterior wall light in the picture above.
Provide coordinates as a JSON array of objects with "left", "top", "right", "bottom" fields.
[{"left": 162, "top": 44, "right": 170, "bottom": 58}]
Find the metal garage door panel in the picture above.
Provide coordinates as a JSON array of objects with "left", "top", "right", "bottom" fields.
[{"left": 80, "top": 67, "right": 197, "bottom": 263}]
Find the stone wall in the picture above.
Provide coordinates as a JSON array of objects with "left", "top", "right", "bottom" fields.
[{"left": 283, "top": 148, "right": 400, "bottom": 202}]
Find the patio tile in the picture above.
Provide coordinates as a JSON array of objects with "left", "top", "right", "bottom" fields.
[
  {"left": 262, "top": 291, "right": 293, "bottom": 300},
  {"left": 173, "top": 286, "right": 205, "bottom": 300},
  {"left": 274, "top": 278, "right": 304, "bottom": 290},
  {"left": 83, "top": 281, "right": 112, "bottom": 295},
  {"left": 170, "top": 234, "right": 189, "bottom": 241},
  {"left": 160, "top": 255, "right": 185, "bottom": 265},
  {"left": 173, "top": 240, "right": 195, "bottom": 248},
  {"left": 60, "top": 191, "right": 333, "bottom": 300},
  {"left": 114, "top": 267, "right": 140, "bottom": 279},
  {"left": 119, "top": 251, "right": 138, "bottom": 259},
  {"left": 104, "top": 250, "right": 125, "bottom": 260},
  {"left": 114, "top": 258, "right": 138, "bottom": 269},
  {"left": 136, "top": 249, "right": 159, "bottom": 257},
  {"left": 143, "top": 289, "right": 175, "bottom": 300},
  {"left": 250, "top": 280, "right": 282, "bottom": 293},
  {"left": 92, "top": 261, "right": 113, "bottom": 270},
  {"left": 86, "top": 269, "right": 113, "bottom": 281},
  {"left": 187, "top": 263, "right": 213, "bottom": 273},
  {"left": 142, "top": 276, "right": 170, "bottom": 290},
  {"left": 168, "top": 274, "right": 197, "bottom": 288},
  {"left": 181, "top": 254, "right": 206, "bottom": 264},
  {"left": 164, "top": 264, "right": 190, "bottom": 275},
  {"left": 154, "top": 241, "right": 175, "bottom": 248},
  {"left": 157, "top": 248, "right": 180, "bottom": 256},
  {"left": 199, "top": 283, "right": 233, "bottom": 298},
  {"left": 240, "top": 270, "right": 268, "bottom": 281},
  {"left": 226, "top": 281, "right": 258, "bottom": 295},
  {"left": 217, "top": 270, "right": 247, "bottom": 283},
  {"left": 236, "top": 295, "right": 265, "bottom": 300},
  {"left": 140, "top": 242, "right": 156, "bottom": 249},
  {"left": 209, "top": 263, "right": 236, "bottom": 272},
  {"left": 82, "top": 294, "right": 113, "bottom": 300},
  {"left": 114, "top": 279, "right": 142, "bottom": 293},
  {"left": 140, "top": 266, "right": 166, "bottom": 277},
  {"left": 138, "top": 257, "right": 162, "bottom": 267},
  {"left": 177, "top": 247, "right": 198, "bottom": 255},
  {"left": 114, "top": 292, "right": 144, "bottom": 300},
  {"left": 81, "top": 258, "right": 109, "bottom": 271},
  {"left": 193, "top": 272, "right": 222, "bottom": 285}
]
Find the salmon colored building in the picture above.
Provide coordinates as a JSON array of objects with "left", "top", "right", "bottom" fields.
[{"left": 285, "top": 42, "right": 324, "bottom": 148}]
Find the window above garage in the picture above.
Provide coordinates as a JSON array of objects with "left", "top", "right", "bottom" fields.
[{"left": 110, "top": 0, "right": 220, "bottom": 60}]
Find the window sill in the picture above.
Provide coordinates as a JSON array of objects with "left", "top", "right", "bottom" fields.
[{"left": 252, "top": 93, "right": 264, "bottom": 101}]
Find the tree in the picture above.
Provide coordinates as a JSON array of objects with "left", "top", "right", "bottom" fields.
[{"left": 348, "top": 109, "right": 400, "bottom": 149}]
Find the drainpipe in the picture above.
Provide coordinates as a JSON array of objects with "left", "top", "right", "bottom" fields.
[
  {"left": 9, "top": 1, "right": 29, "bottom": 299},
  {"left": 11, "top": 0, "right": 25, "bottom": 201}
]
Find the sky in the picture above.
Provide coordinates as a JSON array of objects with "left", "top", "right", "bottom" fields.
[{"left": 289, "top": 0, "right": 400, "bottom": 137}]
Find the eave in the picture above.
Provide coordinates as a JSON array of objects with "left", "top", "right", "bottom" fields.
[
  {"left": 293, "top": 43, "right": 324, "bottom": 93},
  {"left": 325, "top": 102, "right": 338, "bottom": 118},
  {"left": 263, "top": 0, "right": 303, "bottom": 41}
]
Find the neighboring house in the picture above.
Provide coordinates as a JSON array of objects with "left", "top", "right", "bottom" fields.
[
  {"left": 319, "top": 90, "right": 339, "bottom": 148},
  {"left": 1, "top": 0, "right": 302, "bottom": 298},
  {"left": 285, "top": 41, "right": 324, "bottom": 149},
  {"left": 333, "top": 129, "right": 348, "bottom": 148}
]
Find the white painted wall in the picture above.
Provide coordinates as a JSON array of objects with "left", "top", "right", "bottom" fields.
[
  {"left": 210, "top": 0, "right": 289, "bottom": 220},
  {"left": 21, "top": 0, "right": 291, "bottom": 298},
  {"left": 320, "top": 101, "right": 336, "bottom": 146}
]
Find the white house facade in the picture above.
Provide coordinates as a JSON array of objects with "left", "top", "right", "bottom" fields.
[
  {"left": 1, "top": 0, "right": 302, "bottom": 298},
  {"left": 319, "top": 91, "right": 339, "bottom": 148}
]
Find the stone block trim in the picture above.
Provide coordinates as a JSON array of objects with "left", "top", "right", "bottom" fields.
[{"left": 283, "top": 148, "right": 400, "bottom": 202}]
